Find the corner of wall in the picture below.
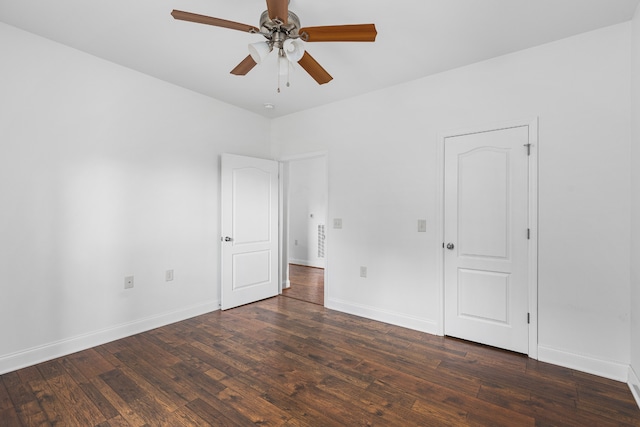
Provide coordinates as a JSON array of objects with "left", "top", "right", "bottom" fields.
[{"left": 630, "top": 2, "right": 640, "bottom": 409}]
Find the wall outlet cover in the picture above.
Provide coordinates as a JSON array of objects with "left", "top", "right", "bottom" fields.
[{"left": 333, "top": 218, "right": 343, "bottom": 229}]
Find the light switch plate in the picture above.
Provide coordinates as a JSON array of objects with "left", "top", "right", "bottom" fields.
[
  {"left": 124, "top": 276, "right": 134, "bottom": 289},
  {"left": 418, "top": 219, "right": 427, "bottom": 232},
  {"left": 333, "top": 218, "right": 343, "bottom": 229}
]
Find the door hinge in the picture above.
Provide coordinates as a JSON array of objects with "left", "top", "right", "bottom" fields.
[
  {"left": 527, "top": 313, "right": 530, "bottom": 324},
  {"left": 527, "top": 228, "right": 530, "bottom": 240},
  {"left": 524, "top": 143, "right": 531, "bottom": 156}
]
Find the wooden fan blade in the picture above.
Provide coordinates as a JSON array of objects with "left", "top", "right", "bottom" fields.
[
  {"left": 230, "top": 55, "right": 258, "bottom": 76},
  {"left": 298, "top": 52, "right": 332, "bottom": 85},
  {"left": 266, "top": 0, "right": 288, "bottom": 24},
  {"left": 171, "top": 10, "right": 259, "bottom": 33},
  {"left": 299, "top": 24, "right": 377, "bottom": 42}
]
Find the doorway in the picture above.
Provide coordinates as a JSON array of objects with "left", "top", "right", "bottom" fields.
[
  {"left": 280, "top": 153, "right": 328, "bottom": 306},
  {"left": 283, "top": 264, "right": 324, "bottom": 305},
  {"left": 438, "top": 119, "right": 538, "bottom": 358}
]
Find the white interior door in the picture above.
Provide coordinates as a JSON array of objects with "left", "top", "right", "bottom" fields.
[
  {"left": 221, "top": 154, "right": 279, "bottom": 310},
  {"left": 444, "top": 126, "right": 530, "bottom": 354}
]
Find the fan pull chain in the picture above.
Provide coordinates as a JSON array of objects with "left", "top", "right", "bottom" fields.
[
  {"left": 277, "top": 51, "right": 283, "bottom": 93},
  {"left": 286, "top": 61, "right": 291, "bottom": 88},
  {"left": 277, "top": 65, "right": 281, "bottom": 93},
  {"left": 276, "top": 51, "right": 294, "bottom": 92}
]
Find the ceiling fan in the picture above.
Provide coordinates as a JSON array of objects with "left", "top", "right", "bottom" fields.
[{"left": 171, "top": 0, "right": 377, "bottom": 86}]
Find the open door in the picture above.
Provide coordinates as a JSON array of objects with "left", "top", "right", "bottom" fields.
[{"left": 221, "top": 154, "right": 279, "bottom": 310}]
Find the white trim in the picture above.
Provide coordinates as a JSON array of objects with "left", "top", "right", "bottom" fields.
[
  {"left": 289, "top": 259, "right": 325, "bottom": 269},
  {"left": 278, "top": 161, "right": 286, "bottom": 294},
  {"left": 327, "top": 298, "right": 439, "bottom": 336},
  {"left": 0, "top": 299, "right": 220, "bottom": 375},
  {"left": 538, "top": 345, "right": 629, "bottom": 382},
  {"left": 526, "top": 119, "right": 539, "bottom": 360},
  {"left": 436, "top": 117, "right": 539, "bottom": 358},
  {"left": 323, "top": 152, "right": 330, "bottom": 304},
  {"left": 629, "top": 366, "right": 640, "bottom": 409},
  {"left": 278, "top": 150, "right": 328, "bottom": 162},
  {"left": 435, "top": 123, "right": 445, "bottom": 336}
]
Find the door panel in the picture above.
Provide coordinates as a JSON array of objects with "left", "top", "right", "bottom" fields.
[
  {"left": 444, "top": 126, "right": 529, "bottom": 354},
  {"left": 221, "top": 154, "right": 279, "bottom": 310},
  {"left": 458, "top": 269, "right": 509, "bottom": 324},
  {"left": 458, "top": 149, "right": 510, "bottom": 259},
  {"left": 233, "top": 168, "right": 272, "bottom": 243}
]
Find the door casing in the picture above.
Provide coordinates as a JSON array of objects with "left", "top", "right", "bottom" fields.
[{"left": 436, "top": 118, "right": 539, "bottom": 359}]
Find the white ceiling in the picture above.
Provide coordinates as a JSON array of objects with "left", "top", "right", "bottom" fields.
[{"left": 1, "top": 0, "right": 639, "bottom": 118}]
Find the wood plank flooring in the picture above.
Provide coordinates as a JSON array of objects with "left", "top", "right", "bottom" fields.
[
  {"left": 282, "top": 264, "right": 324, "bottom": 306},
  {"left": 2, "top": 296, "right": 639, "bottom": 426}
]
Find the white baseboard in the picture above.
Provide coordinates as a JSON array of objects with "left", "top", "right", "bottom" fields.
[
  {"left": 282, "top": 279, "right": 291, "bottom": 289},
  {"left": 629, "top": 366, "right": 640, "bottom": 409},
  {"left": 537, "top": 345, "right": 629, "bottom": 382},
  {"left": 326, "top": 297, "right": 439, "bottom": 335},
  {"left": 0, "top": 299, "right": 220, "bottom": 375},
  {"left": 289, "top": 259, "right": 325, "bottom": 269}
]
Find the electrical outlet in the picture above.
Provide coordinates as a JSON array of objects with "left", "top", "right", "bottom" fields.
[
  {"left": 165, "top": 270, "right": 174, "bottom": 282},
  {"left": 124, "top": 276, "right": 134, "bottom": 289},
  {"left": 418, "top": 219, "right": 427, "bottom": 232},
  {"left": 360, "top": 266, "right": 367, "bottom": 278},
  {"left": 333, "top": 218, "right": 342, "bottom": 229}
]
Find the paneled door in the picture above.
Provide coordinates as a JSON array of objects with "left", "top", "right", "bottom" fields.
[
  {"left": 444, "top": 126, "right": 530, "bottom": 354},
  {"left": 221, "top": 154, "right": 279, "bottom": 310}
]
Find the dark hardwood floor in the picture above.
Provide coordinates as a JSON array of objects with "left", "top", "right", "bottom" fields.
[
  {"left": 1, "top": 296, "right": 639, "bottom": 426},
  {"left": 282, "top": 264, "right": 324, "bottom": 306}
]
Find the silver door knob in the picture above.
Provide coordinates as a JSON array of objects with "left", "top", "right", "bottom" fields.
[{"left": 446, "top": 243, "right": 455, "bottom": 250}]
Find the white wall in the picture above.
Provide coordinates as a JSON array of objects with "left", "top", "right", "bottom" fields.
[
  {"left": 272, "top": 23, "right": 632, "bottom": 379},
  {"left": 0, "top": 23, "right": 270, "bottom": 373},
  {"left": 288, "top": 156, "right": 327, "bottom": 268},
  {"left": 629, "top": 4, "right": 640, "bottom": 401}
]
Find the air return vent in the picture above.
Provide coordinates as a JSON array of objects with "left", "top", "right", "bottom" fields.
[{"left": 318, "top": 225, "right": 325, "bottom": 258}]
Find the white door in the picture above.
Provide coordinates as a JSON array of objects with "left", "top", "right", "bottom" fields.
[
  {"left": 444, "top": 126, "right": 530, "bottom": 353},
  {"left": 221, "top": 154, "right": 279, "bottom": 310}
]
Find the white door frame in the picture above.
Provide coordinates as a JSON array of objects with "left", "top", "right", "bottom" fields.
[
  {"left": 277, "top": 151, "right": 329, "bottom": 304},
  {"left": 435, "top": 118, "right": 539, "bottom": 359}
]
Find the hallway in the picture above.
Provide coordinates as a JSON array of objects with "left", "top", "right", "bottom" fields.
[{"left": 282, "top": 264, "right": 324, "bottom": 306}]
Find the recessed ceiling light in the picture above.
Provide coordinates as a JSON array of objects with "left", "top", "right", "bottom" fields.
[{"left": 263, "top": 103, "right": 275, "bottom": 109}]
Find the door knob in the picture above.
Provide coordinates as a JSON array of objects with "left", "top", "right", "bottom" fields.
[
  {"left": 446, "top": 243, "right": 455, "bottom": 250},
  {"left": 224, "top": 236, "right": 233, "bottom": 242}
]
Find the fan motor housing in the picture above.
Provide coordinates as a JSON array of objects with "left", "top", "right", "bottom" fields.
[{"left": 259, "top": 10, "right": 301, "bottom": 37}]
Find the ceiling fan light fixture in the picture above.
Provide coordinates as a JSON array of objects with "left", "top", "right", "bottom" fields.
[
  {"left": 248, "top": 41, "right": 272, "bottom": 64},
  {"left": 171, "top": 5, "right": 376, "bottom": 87},
  {"left": 283, "top": 39, "right": 305, "bottom": 63}
]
